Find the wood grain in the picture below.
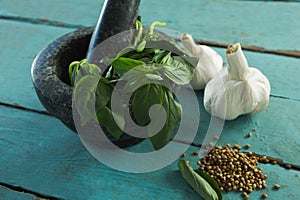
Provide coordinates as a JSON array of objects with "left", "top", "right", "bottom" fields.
[
  {"left": 0, "top": 20, "right": 74, "bottom": 110},
  {"left": 0, "top": 20, "right": 299, "bottom": 112},
  {"left": 0, "top": 105, "right": 300, "bottom": 200},
  {"left": 190, "top": 94, "right": 300, "bottom": 164},
  {"left": 0, "top": 0, "right": 299, "bottom": 50},
  {"left": 0, "top": 186, "right": 37, "bottom": 200},
  {"left": 0, "top": 0, "right": 300, "bottom": 199}
]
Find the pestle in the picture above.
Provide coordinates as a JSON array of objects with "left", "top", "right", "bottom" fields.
[{"left": 87, "top": 0, "right": 141, "bottom": 62}]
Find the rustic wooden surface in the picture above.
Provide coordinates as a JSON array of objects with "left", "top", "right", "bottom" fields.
[{"left": 0, "top": 0, "right": 299, "bottom": 199}]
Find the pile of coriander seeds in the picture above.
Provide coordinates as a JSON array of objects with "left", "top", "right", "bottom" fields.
[{"left": 197, "top": 145, "right": 268, "bottom": 198}]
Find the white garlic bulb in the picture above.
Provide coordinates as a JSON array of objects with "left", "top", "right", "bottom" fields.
[
  {"left": 181, "top": 33, "right": 223, "bottom": 90},
  {"left": 204, "top": 43, "right": 271, "bottom": 120}
]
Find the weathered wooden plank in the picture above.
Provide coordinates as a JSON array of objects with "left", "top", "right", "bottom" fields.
[
  {"left": 220, "top": 97, "right": 300, "bottom": 165},
  {"left": 0, "top": 186, "right": 36, "bottom": 200},
  {"left": 0, "top": 1, "right": 299, "bottom": 200},
  {"left": 140, "top": 0, "right": 300, "bottom": 51},
  {"left": 1, "top": 0, "right": 299, "bottom": 51},
  {"left": 191, "top": 94, "right": 300, "bottom": 164},
  {"left": 186, "top": 154, "right": 300, "bottom": 200},
  {"left": 0, "top": 20, "right": 74, "bottom": 110},
  {"left": 0, "top": 0, "right": 102, "bottom": 26},
  {"left": 0, "top": 105, "right": 199, "bottom": 200},
  {"left": 0, "top": 19, "right": 299, "bottom": 112},
  {"left": 1, "top": 101, "right": 300, "bottom": 200}
]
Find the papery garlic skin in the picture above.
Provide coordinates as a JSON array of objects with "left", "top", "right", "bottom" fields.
[
  {"left": 181, "top": 34, "right": 223, "bottom": 90},
  {"left": 204, "top": 43, "right": 271, "bottom": 120}
]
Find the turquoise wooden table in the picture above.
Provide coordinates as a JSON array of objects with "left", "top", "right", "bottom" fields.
[{"left": 0, "top": 0, "right": 300, "bottom": 199}]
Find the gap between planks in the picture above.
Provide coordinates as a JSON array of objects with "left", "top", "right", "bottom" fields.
[
  {"left": 183, "top": 39, "right": 300, "bottom": 59},
  {"left": 0, "top": 101, "right": 51, "bottom": 116},
  {"left": 0, "top": 94, "right": 299, "bottom": 118},
  {"left": 0, "top": 14, "right": 300, "bottom": 58},
  {"left": 0, "top": 14, "right": 83, "bottom": 29},
  {"left": 0, "top": 182, "right": 63, "bottom": 200}
]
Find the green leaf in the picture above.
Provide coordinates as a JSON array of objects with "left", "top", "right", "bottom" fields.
[
  {"left": 96, "top": 106, "right": 124, "bottom": 139},
  {"left": 137, "top": 40, "right": 147, "bottom": 52},
  {"left": 129, "top": 48, "right": 156, "bottom": 60},
  {"left": 73, "top": 74, "right": 100, "bottom": 126},
  {"left": 68, "top": 59, "right": 102, "bottom": 86},
  {"left": 153, "top": 50, "right": 171, "bottom": 64},
  {"left": 69, "top": 61, "right": 80, "bottom": 86},
  {"left": 145, "top": 39, "right": 188, "bottom": 56},
  {"left": 195, "top": 170, "right": 222, "bottom": 200},
  {"left": 111, "top": 57, "right": 146, "bottom": 75},
  {"left": 121, "top": 65, "right": 162, "bottom": 93},
  {"left": 132, "top": 84, "right": 164, "bottom": 126},
  {"left": 178, "top": 160, "right": 220, "bottom": 200},
  {"left": 94, "top": 78, "right": 124, "bottom": 139},
  {"left": 80, "top": 62, "right": 102, "bottom": 76},
  {"left": 121, "top": 70, "right": 149, "bottom": 93},
  {"left": 95, "top": 78, "right": 114, "bottom": 107},
  {"left": 145, "top": 73, "right": 163, "bottom": 81},
  {"left": 114, "top": 45, "right": 136, "bottom": 59},
  {"left": 162, "top": 56, "right": 195, "bottom": 85},
  {"left": 182, "top": 56, "right": 199, "bottom": 68},
  {"left": 160, "top": 52, "right": 172, "bottom": 65},
  {"left": 150, "top": 88, "right": 182, "bottom": 150}
]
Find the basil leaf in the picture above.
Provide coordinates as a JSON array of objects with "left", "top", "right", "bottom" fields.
[
  {"left": 69, "top": 61, "right": 80, "bottom": 86},
  {"left": 160, "top": 52, "right": 172, "bottom": 64},
  {"left": 69, "top": 59, "right": 102, "bottom": 86},
  {"left": 182, "top": 56, "right": 199, "bottom": 68},
  {"left": 80, "top": 62, "right": 102, "bottom": 76},
  {"left": 162, "top": 56, "right": 195, "bottom": 85},
  {"left": 121, "top": 66, "right": 163, "bottom": 93},
  {"left": 150, "top": 88, "right": 182, "bottom": 150},
  {"left": 129, "top": 48, "right": 156, "bottom": 60},
  {"left": 115, "top": 45, "right": 136, "bottom": 59},
  {"left": 73, "top": 74, "right": 100, "bottom": 126},
  {"left": 132, "top": 84, "right": 164, "bottom": 126},
  {"left": 195, "top": 170, "right": 222, "bottom": 200},
  {"left": 121, "top": 70, "right": 150, "bottom": 93},
  {"left": 95, "top": 78, "right": 124, "bottom": 139},
  {"left": 153, "top": 50, "right": 171, "bottom": 64},
  {"left": 111, "top": 57, "right": 146, "bottom": 75},
  {"left": 145, "top": 74, "right": 163, "bottom": 81},
  {"left": 95, "top": 78, "right": 114, "bottom": 107},
  {"left": 96, "top": 106, "right": 124, "bottom": 139},
  {"left": 145, "top": 39, "right": 187, "bottom": 56},
  {"left": 137, "top": 40, "right": 147, "bottom": 52},
  {"left": 178, "top": 160, "right": 220, "bottom": 200}
]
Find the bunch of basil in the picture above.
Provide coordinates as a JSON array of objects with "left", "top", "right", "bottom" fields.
[{"left": 69, "top": 21, "right": 198, "bottom": 150}]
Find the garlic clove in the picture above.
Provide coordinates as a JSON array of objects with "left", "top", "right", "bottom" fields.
[
  {"left": 181, "top": 33, "right": 223, "bottom": 90},
  {"left": 226, "top": 43, "right": 249, "bottom": 81},
  {"left": 204, "top": 43, "right": 271, "bottom": 120}
]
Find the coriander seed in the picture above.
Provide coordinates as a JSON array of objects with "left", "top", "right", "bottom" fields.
[
  {"left": 197, "top": 145, "right": 268, "bottom": 195},
  {"left": 285, "top": 164, "right": 292, "bottom": 169},
  {"left": 245, "top": 132, "right": 252, "bottom": 138},
  {"left": 273, "top": 184, "right": 280, "bottom": 190}
]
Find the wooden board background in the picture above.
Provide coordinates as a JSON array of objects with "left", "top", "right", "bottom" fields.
[{"left": 0, "top": 0, "right": 299, "bottom": 199}]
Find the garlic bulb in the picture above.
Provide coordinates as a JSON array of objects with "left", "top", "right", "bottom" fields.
[
  {"left": 204, "top": 43, "right": 271, "bottom": 120},
  {"left": 181, "top": 33, "right": 223, "bottom": 90}
]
